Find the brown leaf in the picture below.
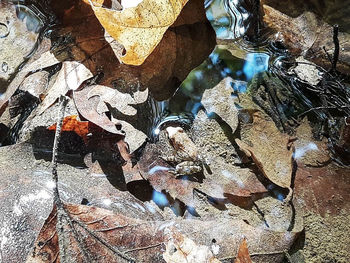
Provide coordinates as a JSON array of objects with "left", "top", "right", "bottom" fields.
[
  {"left": 0, "top": 49, "right": 61, "bottom": 116},
  {"left": 294, "top": 118, "right": 330, "bottom": 166},
  {"left": 73, "top": 85, "right": 122, "bottom": 135},
  {"left": 73, "top": 84, "right": 148, "bottom": 152},
  {"left": 27, "top": 203, "right": 300, "bottom": 262},
  {"left": 87, "top": 85, "right": 148, "bottom": 116},
  {"left": 88, "top": 0, "right": 190, "bottom": 65},
  {"left": 38, "top": 61, "right": 93, "bottom": 114},
  {"left": 235, "top": 111, "right": 294, "bottom": 201},
  {"left": 51, "top": 0, "right": 215, "bottom": 100},
  {"left": 234, "top": 239, "right": 252, "bottom": 263},
  {"left": 201, "top": 77, "right": 239, "bottom": 133},
  {"left": 263, "top": 5, "right": 350, "bottom": 74}
]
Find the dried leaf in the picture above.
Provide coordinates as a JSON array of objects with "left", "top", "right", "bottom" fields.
[
  {"left": 88, "top": 0, "right": 190, "bottom": 65},
  {"left": 235, "top": 111, "right": 294, "bottom": 201},
  {"left": 38, "top": 61, "right": 93, "bottom": 114},
  {"left": 73, "top": 85, "right": 122, "bottom": 134},
  {"left": 234, "top": 239, "right": 252, "bottom": 263},
  {"left": 87, "top": 85, "right": 148, "bottom": 116}
]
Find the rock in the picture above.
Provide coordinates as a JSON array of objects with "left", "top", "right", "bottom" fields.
[{"left": 201, "top": 77, "right": 239, "bottom": 133}]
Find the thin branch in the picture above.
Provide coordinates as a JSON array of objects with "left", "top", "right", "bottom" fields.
[{"left": 331, "top": 24, "right": 339, "bottom": 73}]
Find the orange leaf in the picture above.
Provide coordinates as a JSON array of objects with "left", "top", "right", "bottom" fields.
[{"left": 234, "top": 238, "right": 252, "bottom": 263}]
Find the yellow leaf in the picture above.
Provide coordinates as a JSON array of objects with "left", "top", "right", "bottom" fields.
[{"left": 87, "top": 0, "right": 190, "bottom": 65}]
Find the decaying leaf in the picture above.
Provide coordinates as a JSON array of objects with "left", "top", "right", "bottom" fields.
[
  {"left": 73, "top": 85, "right": 122, "bottom": 135},
  {"left": 27, "top": 203, "right": 300, "bottom": 263},
  {"left": 38, "top": 61, "right": 93, "bottom": 114},
  {"left": 235, "top": 111, "right": 294, "bottom": 202},
  {"left": 201, "top": 77, "right": 239, "bottom": 133},
  {"left": 0, "top": 50, "right": 61, "bottom": 116},
  {"left": 87, "top": 85, "right": 148, "bottom": 116},
  {"left": 263, "top": 5, "right": 350, "bottom": 74},
  {"left": 294, "top": 117, "right": 330, "bottom": 166},
  {"left": 163, "top": 236, "right": 220, "bottom": 263},
  {"left": 87, "top": 0, "right": 190, "bottom": 65},
  {"left": 73, "top": 84, "right": 148, "bottom": 152},
  {"left": 234, "top": 239, "right": 252, "bottom": 263}
]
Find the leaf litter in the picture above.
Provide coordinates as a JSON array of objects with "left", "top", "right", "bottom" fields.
[{"left": 3, "top": 0, "right": 349, "bottom": 262}]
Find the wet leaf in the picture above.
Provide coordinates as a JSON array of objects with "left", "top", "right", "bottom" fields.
[
  {"left": 263, "top": 5, "right": 350, "bottom": 74},
  {"left": 235, "top": 111, "right": 294, "bottom": 201},
  {"left": 50, "top": 0, "right": 215, "bottom": 100},
  {"left": 87, "top": 0, "right": 190, "bottom": 65},
  {"left": 27, "top": 203, "right": 300, "bottom": 263},
  {"left": 38, "top": 61, "right": 93, "bottom": 114},
  {"left": 0, "top": 49, "right": 61, "bottom": 116},
  {"left": 73, "top": 85, "right": 122, "bottom": 135},
  {"left": 87, "top": 85, "right": 148, "bottom": 116},
  {"left": 73, "top": 85, "right": 148, "bottom": 152},
  {"left": 201, "top": 77, "right": 239, "bottom": 133},
  {"left": 48, "top": 115, "right": 90, "bottom": 142},
  {"left": 234, "top": 239, "right": 252, "bottom": 263},
  {"left": 0, "top": 143, "right": 163, "bottom": 262},
  {"left": 294, "top": 118, "right": 330, "bottom": 166}
]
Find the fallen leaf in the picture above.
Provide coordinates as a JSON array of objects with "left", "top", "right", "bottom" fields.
[
  {"left": 294, "top": 117, "right": 330, "bottom": 166},
  {"left": 88, "top": 0, "right": 190, "bottom": 65},
  {"left": 50, "top": 0, "right": 215, "bottom": 100},
  {"left": 201, "top": 77, "right": 239, "bottom": 133},
  {"left": 234, "top": 239, "right": 252, "bottom": 263},
  {"left": 235, "top": 111, "right": 294, "bottom": 202},
  {"left": 38, "top": 61, "right": 93, "bottom": 114},
  {"left": 48, "top": 115, "right": 90, "bottom": 142},
  {"left": 0, "top": 49, "right": 61, "bottom": 116},
  {"left": 74, "top": 84, "right": 148, "bottom": 152},
  {"left": 0, "top": 143, "right": 163, "bottom": 263},
  {"left": 27, "top": 203, "right": 300, "bottom": 263},
  {"left": 73, "top": 85, "right": 123, "bottom": 135},
  {"left": 87, "top": 85, "right": 148, "bottom": 116},
  {"left": 263, "top": 5, "right": 350, "bottom": 74}
]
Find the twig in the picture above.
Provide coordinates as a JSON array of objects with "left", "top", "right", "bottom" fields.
[
  {"left": 51, "top": 96, "right": 68, "bottom": 208},
  {"left": 51, "top": 96, "right": 93, "bottom": 262},
  {"left": 331, "top": 25, "right": 339, "bottom": 73}
]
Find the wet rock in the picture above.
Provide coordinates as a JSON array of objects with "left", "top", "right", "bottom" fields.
[{"left": 201, "top": 77, "right": 239, "bottom": 133}]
